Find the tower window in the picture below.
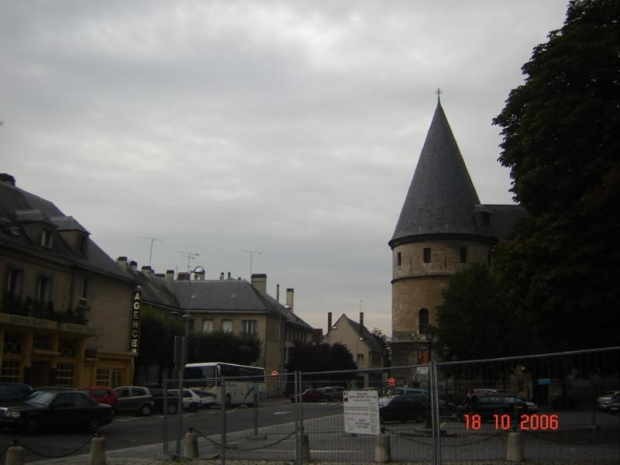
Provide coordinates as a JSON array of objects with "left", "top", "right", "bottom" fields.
[
  {"left": 423, "top": 248, "right": 431, "bottom": 263},
  {"left": 418, "top": 308, "right": 429, "bottom": 333},
  {"left": 397, "top": 252, "right": 402, "bottom": 267},
  {"left": 460, "top": 247, "right": 468, "bottom": 264}
]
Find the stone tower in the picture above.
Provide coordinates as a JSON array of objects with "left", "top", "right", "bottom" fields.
[{"left": 389, "top": 97, "right": 512, "bottom": 367}]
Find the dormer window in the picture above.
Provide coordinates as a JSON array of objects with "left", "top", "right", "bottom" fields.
[
  {"left": 40, "top": 229, "right": 53, "bottom": 248},
  {"left": 76, "top": 233, "right": 89, "bottom": 256}
]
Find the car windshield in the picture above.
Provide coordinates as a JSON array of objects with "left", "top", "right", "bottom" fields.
[{"left": 26, "top": 391, "right": 56, "bottom": 406}]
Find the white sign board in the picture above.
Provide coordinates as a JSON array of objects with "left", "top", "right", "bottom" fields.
[{"left": 343, "top": 390, "right": 380, "bottom": 436}]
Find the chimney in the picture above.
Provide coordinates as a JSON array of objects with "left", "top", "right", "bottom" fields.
[
  {"left": 116, "top": 256, "right": 128, "bottom": 268},
  {"left": 194, "top": 267, "right": 206, "bottom": 281},
  {"left": 165, "top": 270, "right": 175, "bottom": 290},
  {"left": 328, "top": 312, "right": 332, "bottom": 330},
  {"left": 227, "top": 271, "right": 231, "bottom": 280},
  {"left": 220, "top": 272, "right": 224, "bottom": 281},
  {"left": 276, "top": 284, "right": 280, "bottom": 303},
  {"left": 141, "top": 266, "right": 152, "bottom": 276},
  {"left": 129, "top": 261, "right": 138, "bottom": 272},
  {"left": 251, "top": 274, "right": 267, "bottom": 295},
  {"left": 359, "top": 312, "right": 364, "bottom": 337},
  {"left": 286, "top": 288, "right": 294, "bottom": 312},
  {"left": 178, "top": 272, "right": 189, "bottom": 280},
  {"left": 0, "top": 173, "right": 16, "bottom": 186}
]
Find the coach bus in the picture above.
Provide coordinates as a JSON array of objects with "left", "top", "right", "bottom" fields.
[{"left": 184, "top": 362, "right": 266, "bottom": 406}]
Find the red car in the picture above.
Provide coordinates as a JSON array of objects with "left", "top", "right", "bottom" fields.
[
  {"left": 79, "top": 387, "right": 118, "bottom": 413},
  {"left": 290, "top": 389, "right": 324, "bottom": 403}
]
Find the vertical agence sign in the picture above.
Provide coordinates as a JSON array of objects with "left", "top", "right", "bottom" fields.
[{"left": 130, "top": 288, "right": 141, "bottom": 353}]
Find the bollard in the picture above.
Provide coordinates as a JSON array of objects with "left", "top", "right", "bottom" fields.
[
  {"left": 506, "top": 431, "right": 524, "bottom": 462},
  {"left": 374, "top": 433, "right": 392, "bottom": 463},
  {"left": 184, "top": 427, "right": 199, "bottom": 459},
  {"left": 5, "top": 439, "right": 25, "bottom": 465},
  {"left": 90, "top": 432, "right": 107, "bottom": 465},
  {"left": 301, "top": 432, "right": 310, "bottom": 462}
]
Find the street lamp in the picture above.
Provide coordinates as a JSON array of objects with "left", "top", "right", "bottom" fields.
[{"left": 423, "top": 324, "right": 437, "bottom": 430}]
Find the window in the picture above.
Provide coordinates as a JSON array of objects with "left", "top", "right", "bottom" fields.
[
  {"left": 36, "top": 276, "right": 52, "bottom": 307},
  {"left": 423, "top": 248, "right": 431, "bottom": 263},
  {"left": 59, "top": 338, "right": 77, "bottom": 359},
  {"left": 96, "top": 368, "right": 123, "bottom": 387},
  {"left": 0, "top": 360, "right": 21, "bottom": 382},
  {"left": 357, "top": 353, "right": 364, "bottom": 365},
  {"left": 460, "top": 247, "right": 468, "bottom": 264},
  {"left": 3, "top": 332, "right": 22, "bottom": 355},
  {"left": 56, "top": 363, "right": 75, "bottom": 386},
  {"left": 418, "top": 308, "right": 429, "bottom": 333},
  {"left": 202, "top": 319, "right": 214, "bottom": 334},
  {"left": 221, "top": 320, "right": 233, "bottom": 333},
  {"left": 80, "top": 277, "right": 89, "bottom": 301},
  {"left": 396, "top": 252, "right": 402, "bottom": 267},
  {"left": 40, "top": 229, "right": 53, "bottom": 248},
  {"left": 77, "top": 234, "right": 88, "bottom": 255},
  {"left": 242, "top": 319, "right": 257, "bottom": 335},
  {"left": 6, "top": 268, "right": 24, "bottom": 306}
]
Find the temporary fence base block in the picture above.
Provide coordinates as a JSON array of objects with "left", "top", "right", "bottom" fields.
[
  {"left": 5, "top": 444, "right": 25, "bottom": 465},
  {"left": 90, "top": 435, "right": 107, "bottom": 465},
  {"left": 506, "top": 431, "right": 524, "bottom": 462},
  {"left": 374, "top": 434, "right": 392, "bottom": 463}
]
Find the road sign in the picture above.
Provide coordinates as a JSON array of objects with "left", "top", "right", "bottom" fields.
[
  {"left": 387, "top": 377, "right": 395, "bottom": 386},
  {"left": 271, "top": 370, "right": 279, "bottom": 377}
]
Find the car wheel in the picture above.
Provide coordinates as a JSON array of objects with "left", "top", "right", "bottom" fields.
[
  {"left": 87, "top": 416, "right": 100, "bottom": 433},
  {"left": 166, "top": 403, "right": 178, "bottom": 415},
  {"left": 138, "top": 404, "right": 152, "bottom": 416}
]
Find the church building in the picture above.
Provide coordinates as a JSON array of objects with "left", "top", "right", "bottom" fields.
[{"left": 389, "top": 96, "right": 526, "bottom": 367}]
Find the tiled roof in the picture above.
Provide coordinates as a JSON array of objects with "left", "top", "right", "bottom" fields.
[{"left": 390, "top": 101, "right": 482, "bottom": 245}]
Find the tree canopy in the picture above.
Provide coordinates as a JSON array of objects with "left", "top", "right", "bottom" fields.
[
  {"left": 286, "top": 342, "right": 357, "bottom": 375},
  {"left": 437, "top": 262, "right": 525, "bottom": 360},
  {"left": 492, "top": 0, "right": 620, "bottom": 351}
]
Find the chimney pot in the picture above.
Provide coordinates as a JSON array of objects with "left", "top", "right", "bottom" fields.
[
  {"left": 251, "top": 274, "right": 267, "bottom": 295},
  {"left": 328, "top": 312, "right": 332, "bottom": 330},
  {"left": 286, "top": 288, "right": 294, "bottom": 312}
]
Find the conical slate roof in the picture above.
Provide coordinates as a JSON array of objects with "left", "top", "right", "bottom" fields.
[{"left": 390, "top": 100, "right": 481, "bottom": 246}]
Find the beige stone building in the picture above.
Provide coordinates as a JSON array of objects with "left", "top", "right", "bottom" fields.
[
  {"left": 0, "top": 174, "right": 138, "bottom": 388},
  {"left": 322, "top": 312, "right": 384, "bottom": 388},
  {"left": 389, "top": 99, "right": 526, "bottom": 367}
]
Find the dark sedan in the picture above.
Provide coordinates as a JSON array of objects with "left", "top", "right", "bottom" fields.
[
  {"left": 379, "top": 395, "right": 427, "bottom": 423},
  {"left": 0, "top": 390, "right": 113, "bottom": 433},
  {"left": 457, "top": 394, "right": 524, "bottom": 422},
  {"left": 290, "top": 389, "right": 324, "bottom": 403}
]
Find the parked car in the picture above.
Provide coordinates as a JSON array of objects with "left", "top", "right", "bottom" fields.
[
  {"left": 319, "top": 387, "right": 344, "bottom": 402},
  {"left": 600, "top": 392, "right": 620, "bottom": 414},
  {"left": 393, "top": 387, "right": 429, "bottom": 397},
  {"left": 290, "top": 389, "right": 324, "bottom": 403},
  {"left": 146, "top": 388, "right": 181, "bottom": 415},
  {"left": 113, "top": 386, "right": 155, "bottom": 416},
  {"left": 379, "top": 395, "right": 427, "bottom": 423},
  {"left": 192, "top": 389, "right": 216, "bottom": 408},
  {"left": 168, "top": 389, "right": 202, "bottom": 411},
  {"left": 0, "top": 389, "right": 113, "bottom": 433},
  {"left": 79, "top": 387, "right": 118, "bottom": 413},
  {"left": 502, "top": 395, "right": 538, "bottom": 413},
  {"left": 597, "top": 391, "right": 620, "bottom": 411},
  {"left": 0, "top": 382, "right": 34, "bottom": 405},
  {"left": 457, "top": 394, "right": 519, "bottom": 422}
]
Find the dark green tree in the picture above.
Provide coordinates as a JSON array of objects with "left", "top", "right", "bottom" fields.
[
  {"left": 492, "top": 0, "right": 620, "bottom": 351},
  {"left": 371, "top": 328, "right": 391, "bottom": 367},
  {"left": 286, "top": 342, "right": 357, "bottom": 374},
  {"left": 437, "top": 262, "right": 525, "bottom": 360},
  {"left": 188, "top": 331, "right": 261, "bottom": 365},
  {"left": 135, "top": 306, "right": 185, "bottom": 383}
]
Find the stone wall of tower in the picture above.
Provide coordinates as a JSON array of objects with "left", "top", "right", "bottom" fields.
[{"left": 391, "top": 239, "right": 491, "bottom": 342}]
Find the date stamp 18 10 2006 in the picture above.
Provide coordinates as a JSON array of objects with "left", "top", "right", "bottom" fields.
[{"left": 464, "top": 413, "right": 559, "bottom": 431}]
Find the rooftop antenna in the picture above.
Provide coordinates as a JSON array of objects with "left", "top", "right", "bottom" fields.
[
  {"left": 139, "top": 236, "right": 163, "bottom": 267},
  {"left": 241, "top": 249, "right": 262, "bottom": 276}
]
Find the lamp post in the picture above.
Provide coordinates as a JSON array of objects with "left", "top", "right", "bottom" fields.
[
  {"left": 173, "top": 261, "right": 203, "bottom": 458},
  {"left": 424, "top": 324, "right": 437, "bottom": 429}
]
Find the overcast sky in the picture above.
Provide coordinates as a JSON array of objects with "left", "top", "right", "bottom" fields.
[{"left": 1, "top": 0, "right": 568, "bottom": 335}]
